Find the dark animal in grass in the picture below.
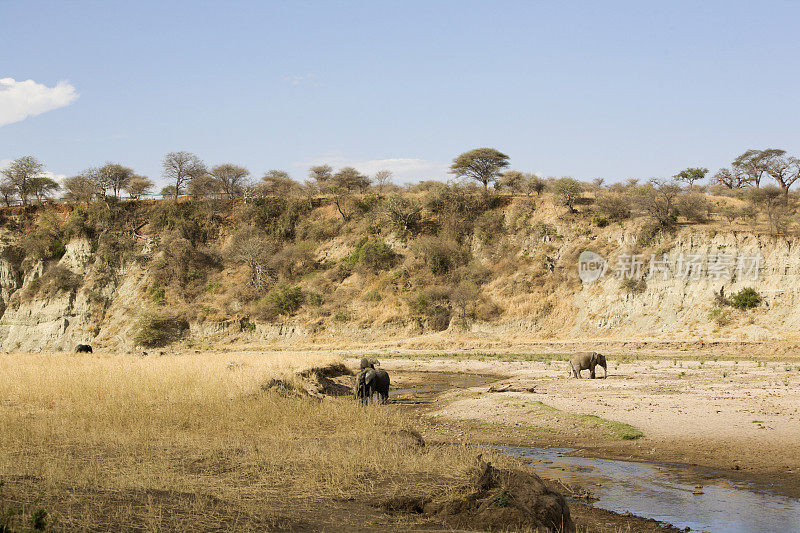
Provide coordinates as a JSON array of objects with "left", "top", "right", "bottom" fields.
[
  {"left": 75, "top": 344, "right": 93, "bottom": 354},
  {"left": 354, "top": 368, "right": 390, "bottom": 404},
  {"left": 569, "top": 352, "right": 607, "bottom": 379},
  {"left": 354, "top": 368, "right": 373, "bottom": 404},
  {"left": 366, "top": 368, "right": 390, "bottom": 404}
]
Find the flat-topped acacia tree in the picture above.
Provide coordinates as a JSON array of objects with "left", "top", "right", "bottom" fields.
[{"left": 449, "top": 148, "right": 510, "bottom": 189}]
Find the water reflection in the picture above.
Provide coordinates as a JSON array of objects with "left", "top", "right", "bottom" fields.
[{"left": 499, "top": 447, "right": 800, "bottom": 533}]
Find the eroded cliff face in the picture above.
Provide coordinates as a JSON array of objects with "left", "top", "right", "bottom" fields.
[
  {"left": 2, "top": 227, "right": 800, "bottom": 352},
  {"left": 569, "top": 230, "right": 800, "bottom": 341}
]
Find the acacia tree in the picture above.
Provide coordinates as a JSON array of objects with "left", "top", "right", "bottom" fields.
[
  {"left": 125, "top": 175, "right": 154, "bottom": 199},
  {"left": 258, "top": 170, "right": 298, "bottom": 197},
  {"left": 315, "top": 166, "right": 370, "bottom": 221},
  {"left": 187, "top": 173, "right": 220, "bottom": 198},
  {"left": 162, "top": 151, "right": 206, "bottom": 199},
  {"left": 498, "top": 170, "right": 524, "bottom": 192},
  {"left": 373, "top": 169, "right": 394, "bottom": 194},
  {"left": 225, "top": 227, "right": 275, "bottom": 290},
  {"left": 520, "top": 174, "right": 546, "bottom": 196},
  {"left": 63, "top": 174, "right": 101, "bottom": 205},
  {"left": 211, "top": 164, "right": 250, "bottom": 198},
  {"left": 712, "top": 168, "right": 747, "bottom": 189},
  {"left": 1, "top": 155, "right": 45, "bottom": 205},
  {"left": 552, "top": 177, "right": 583, "bottom": 212},
  {"left": 732, "top": 150, "right": 769, "bottom": 188},
  {"left": 308, "top": 164, "right": 333, "bottom": 184},
  {"left": 449, "top": 148, "right": 510, "bottom": 189},
  {"left": 99, "top": 163, "right": 134, "bottom": 198},
  {"left": 0, "top": 180, "right": 17, "bottom": 206},
  {"left": 673, "top": 167, "right": 708, "bottom": 189},
  {"left": 748, "top": 186, "right": 789, "bottom": 234},
  {"left": 760, "top": 149, "right": 799, "bottom": 204},
  {"left": 29, "top": 176, "right": 60, "bottom": 203}
]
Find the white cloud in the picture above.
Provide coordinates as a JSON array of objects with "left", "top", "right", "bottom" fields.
[
  {"left": 282, "top": 74, "right": 321, "bottom": 87},
  {"left": 294, "top": 153, "right": 449, "bottom": 184},
  {"left": 0, "top": 78, "right": 79, "bottom": 127}
]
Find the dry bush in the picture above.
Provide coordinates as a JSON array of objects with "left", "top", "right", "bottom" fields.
[
  {"left": 677, "top": 193, "right": 713, "bottom": 223},
  {"left": 595, "top": 192, "right": 632, "bottom": 221},
  {"left": 22, "top": 264, "right": 81, "bottom": 300},
  {"left": 133, "top": 312, "right": 190, "bottom": 346},
  {"left": 0, "top": 352, "right": 481, "bottom": 530}
]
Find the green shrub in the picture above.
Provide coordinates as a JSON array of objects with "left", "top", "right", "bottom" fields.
[
  {"left": 258, "top": 285, "right": 305, "bottom": 318},
  {"left": 408, "top": 288, "right": 451, "bottom": 331},
  {"left": 591, "top": 213, "right": 609, "bottom": 227},
  {"left": 133, "top": 313, "right": 189, "bottom": 347},
  {"left": 415, "top": 236, "right": 469, "bottom": 276},
  {"left": 730, "top": 287, "right": 761, "bottom": 310},
  {"left": 343, "top": 238, "right": 397, "bottom": 272}
]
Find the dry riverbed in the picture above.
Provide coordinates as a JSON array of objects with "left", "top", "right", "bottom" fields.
[{"left": 376, "top": 354, "right": 800, "bottom": 501}]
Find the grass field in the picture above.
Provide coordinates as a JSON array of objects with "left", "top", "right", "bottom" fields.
[{"left": 0, "top": 351, "right": 484, "bottom": 531}]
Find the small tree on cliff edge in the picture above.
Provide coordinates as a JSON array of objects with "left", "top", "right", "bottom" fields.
[{"left": 450, "top": 148, "right": 510, "bottom": 189}]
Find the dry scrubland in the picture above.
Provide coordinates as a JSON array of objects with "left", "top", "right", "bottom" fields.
[
  {"left": 4, "top": 174, "right": 800, "bottom": 353},
  {"left": 0, "top": 351, "right": 502, "bottom": 531}
]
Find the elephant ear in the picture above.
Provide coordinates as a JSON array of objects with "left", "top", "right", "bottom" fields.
[{"left": 590, "top": 353, "right": 598, "bottom": 363}]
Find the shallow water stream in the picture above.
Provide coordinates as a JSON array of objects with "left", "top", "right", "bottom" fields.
[{"left": 500, "top": 446, "right": 800, "bottom": 533}]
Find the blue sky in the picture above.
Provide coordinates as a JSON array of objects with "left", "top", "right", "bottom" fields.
[{"left": 1, "top": 0, "right": 798, "bottom": 187}]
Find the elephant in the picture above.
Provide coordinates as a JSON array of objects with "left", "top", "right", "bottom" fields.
[
  {"left": 360, "top": 357, "right": 380, "bottom": 370},
  {"left": 569, "top": 352, "right": 607, "bottom": 379},
  {"left": 75, "top": 344, "right": 93, "bottom": 354},
  {"left": 354, "top": 368, "right": 370, "bottom": 403},
  {"left": 354, "top": 367, "right": 390, "bottom": 404},
  {"left": 367, "top": 368, "right": 390, "bottom": 404}
]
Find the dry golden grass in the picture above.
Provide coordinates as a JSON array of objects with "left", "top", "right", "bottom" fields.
[{"left": 0, "top": 351, "right": 481, "bottom": 531}]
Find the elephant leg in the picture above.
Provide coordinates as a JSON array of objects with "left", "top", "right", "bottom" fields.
[{"left": 590, "top": 367, "right": 596, "bottom": 379}]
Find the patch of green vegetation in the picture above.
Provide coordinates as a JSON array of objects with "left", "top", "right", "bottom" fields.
[
  {"left": 493, "top": 491, "right": 511, "bottom": 507},
  {"left": 342, "top": 238, "right": 398, "bottom": 272},
  {"left": 572, "top": 414, "right": 644, "bottom": 440},
  {"left": 730, "top": 287, "right": 761, "bottom": 310},
  {"left": 257, "top": 285, "right": 305, "bottom": 318}
]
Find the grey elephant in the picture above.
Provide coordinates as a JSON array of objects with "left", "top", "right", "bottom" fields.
[
  {"left": 354, "top": 367, "right": 390, "bottom": 404},
  {"left": 360, "top": 357, "right": 380, "bottom": 370},
  {"left": 354, "top": 368, "right": 372, "bottom": 404},
  {"left": 367, "top": 368, "right": 390, "bottom": 404},
  {"left": 569, "top": 352, "right": 607, "bottom": 379}
]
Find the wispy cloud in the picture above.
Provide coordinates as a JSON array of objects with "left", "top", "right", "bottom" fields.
[
  {"left": 294, "top": 153, "right": 449, "bottom": 184},
  {"left": 282, "top": 74, "right": 320, "bottom": 86},
  {"left": 0, "top": 78, "right": 79, "bottom": 127}
]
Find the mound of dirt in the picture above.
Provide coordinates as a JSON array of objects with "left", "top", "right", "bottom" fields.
[
  {"left": 425, "top": 459, "right": 574, "bottom": 532},
  {"left": 262, "top": 362, "right": 355, "bottom": 399}
]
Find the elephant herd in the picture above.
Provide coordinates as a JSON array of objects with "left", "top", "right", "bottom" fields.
[
  {"left": 354, "top": 357, "right": 390, "bottom": 405},
  {"left": 352, "top": 351, "right": 605, "bottom": 406}
]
